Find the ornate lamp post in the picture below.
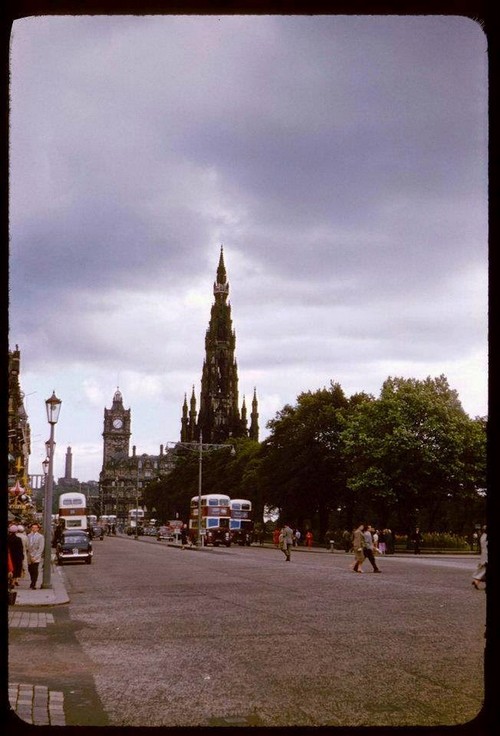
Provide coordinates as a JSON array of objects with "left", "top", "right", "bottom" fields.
[{"left": 41, "top": 391, "right": 62, "bottom": 589}]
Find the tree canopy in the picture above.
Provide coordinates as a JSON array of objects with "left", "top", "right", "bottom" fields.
[{"left": 144, "top": 375, "right": 486, "bottom": 536}]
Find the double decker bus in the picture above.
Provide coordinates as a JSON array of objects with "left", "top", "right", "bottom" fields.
[
  {"left": 58, "top": 492, "right": 88, "bottom": 530},
  {"left": 189, "top": 494, "right": 231, "bottom": 547},
  {"left": 229, "top": 499, "right": 253, "bottom": 545},
  {"left": 127, "top": 508, "right": 145, "bottom": 535}
]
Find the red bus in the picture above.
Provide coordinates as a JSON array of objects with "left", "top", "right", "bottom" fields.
[
  {"left": 229, "top": 499, "right": 253, "bottom": 546},
  {"left": 189, "top": 494, "right": 231, "bottom": 547}
]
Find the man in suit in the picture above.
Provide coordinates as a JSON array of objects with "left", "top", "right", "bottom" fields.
[
  {"left": 351, "top": 524, "right": 365, "bottom": 573},
  {"left": 27, "top": 523, "right": 45, "bottom": 589},
  {"left": 363, "top": 524, "right": 382, "bottom": 573}
]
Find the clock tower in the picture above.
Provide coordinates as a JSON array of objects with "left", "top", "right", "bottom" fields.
[{"left": 102, "top": 388, "right": 131, "bottom": 465}]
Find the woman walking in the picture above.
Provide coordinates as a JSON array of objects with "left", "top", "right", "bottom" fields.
[{"left": 7, "top": 525, "right": 24, "bottom": 587}]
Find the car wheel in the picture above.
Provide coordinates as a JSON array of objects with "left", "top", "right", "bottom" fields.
[{"left": 85, "top": 557, "right": 92, "bottom": 564}]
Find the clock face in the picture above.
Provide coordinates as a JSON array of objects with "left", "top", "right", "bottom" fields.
[{"left": 112, "top": 418, "right": 123, "bottom": 429}]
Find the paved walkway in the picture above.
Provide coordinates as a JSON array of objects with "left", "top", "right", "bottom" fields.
[
  {"left": 8, "top": 610, "right": 55, "bottom": 628},
  {"left": 8, "top": 562, "right": 69, "bottom": 727},
  {"left": 10, "top": 560, "right": 69, "bottom": 606},
  {"left": 8, "top": 683, "right": 66, "bottom": 726}
]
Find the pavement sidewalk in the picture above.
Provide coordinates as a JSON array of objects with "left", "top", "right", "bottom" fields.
[
  {"left": 10, "top": 562, "right": 69, "bottom": 606},
  {"left": 8, "top": 563, "right": 69, "bottom": 726}
]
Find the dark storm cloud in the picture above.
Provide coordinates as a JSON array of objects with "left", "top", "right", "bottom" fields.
[{"left": 9, "top": 15, "right": 487, "bottom": 479}]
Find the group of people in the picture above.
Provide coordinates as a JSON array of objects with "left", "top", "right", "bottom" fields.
[
  {"left": 351, "top": 524, "right": 382, "bottom": 573},
  {"left": 340, "top": 527, "right": 395, "bottom": 555},
  {"left": 7, "top": 522, "right": 45, "bottom": 590}
]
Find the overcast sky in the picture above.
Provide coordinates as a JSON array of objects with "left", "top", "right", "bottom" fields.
[{"left": 9, "top": 14, "right": 488, "bottom": 483}]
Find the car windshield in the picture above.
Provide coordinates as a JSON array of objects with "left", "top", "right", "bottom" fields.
[{"left": 63, "top": 535, "right": 87, "bottom": 544}]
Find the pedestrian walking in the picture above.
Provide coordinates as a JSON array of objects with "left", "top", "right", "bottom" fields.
[
  {"left": 350, "top": 524, "right": 365, "bottom": 573},
  {"left": 279, "top": 523, "right": 294, "bottom": 561},
  {"left": 342, "top": 529, "right": 352, "bottom": 553},
  {"left": 411, "top": 527, "right": 423, "bottom": 554},
  {"left": 180, "top": 523, "right": 189, "bottom": 549},
  {"left": 294, "top": 529, "right": 301, "bottom": 546},
  {"left": 27, "top": 523, "right": 45, "bottom": 590},
  {"left": 7, "top": 525, "right": 24, "bottom": 586},
  {"left": 378, "top": 529, "right": 387, "bottom": 555},
  {"left": 305, "top": 530, "right": 313, "bottom": 548},
  {"left": 52, "top": 520, "right": 65, "bottom": 547},
  {"left": 472, "top": 525, "right": 487, "bottom": 590},
  {"left": 362, "top": 525, "right": 381, "bottom": 573},
  {"left": 16, "top": 524, "right": 29, "bottom": 579}
]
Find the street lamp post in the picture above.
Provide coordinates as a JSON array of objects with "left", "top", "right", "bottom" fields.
[
  {"left": 41, "top": 391, "right": 62, "bottom": 589},
  {"left": 198, "top": 432, "right": 203, "bottom": 547},
  {"left": 42, "top": 457, "right": 49, "bottom": 518}
]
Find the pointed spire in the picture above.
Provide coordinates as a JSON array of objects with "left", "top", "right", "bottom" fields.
[
  {"left": 252, "top": 387, "right": 258, "bottom": 408},
  {"left": 112, "top": 387, "right": 123, "bottom": 407},
  {"left": 250, "top": 387, "right": 259, "bottom": 441},
  {"left": 217, "top": 244, "right": 226, "bottom": 283},
  {"left": 214, "top": 244, "right": 229, "bottom": 300}
]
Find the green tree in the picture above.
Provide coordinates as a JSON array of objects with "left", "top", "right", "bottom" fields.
[
  {"left": 343, "top": 375, "right": 486, "bottom": 532},
  {"left": 258, "top": 383, "right": 367, "bottom": 538}
]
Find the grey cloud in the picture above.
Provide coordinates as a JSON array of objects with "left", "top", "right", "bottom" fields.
[{"left": 9, "top": 15, "right": 487, "bottom": 480}]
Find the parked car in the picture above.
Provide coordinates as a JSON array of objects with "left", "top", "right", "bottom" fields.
[
  {"left": 157, "top": 525, "right": 173, "bottom": 541},
  {"left": 56, "top": 530, "right": 93, "bottom": 565},
  {"left": 143, "top": 526, "right": 158, "bottom": 537},
  {"left": 91, "top": 525, "right": 104, "bottom": 540}
]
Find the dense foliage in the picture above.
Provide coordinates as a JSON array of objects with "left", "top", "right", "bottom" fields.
[{"left": 144, "top": 375, "right": 486, "bottom": 537}]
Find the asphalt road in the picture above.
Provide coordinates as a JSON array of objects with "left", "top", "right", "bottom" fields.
[{"left": 9, "top": 536, "right": 487, "bottom": 728}]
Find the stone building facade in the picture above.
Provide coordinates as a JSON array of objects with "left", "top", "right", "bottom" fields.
[
  {"left": 8, "top": 346, "right": 31, "bottom": 486},
  {"left": 98, "top": 388, "right": 176, "bottom": 520},
  {"left": 8, "top": 346, "right": 34, "bottom": 518}
]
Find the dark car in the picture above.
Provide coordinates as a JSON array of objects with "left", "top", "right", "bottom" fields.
[
  {"left": 56, "top": 530, "right": 93, "bottom": 565},
  {"left": 91, "top": 525, "right": 104, "bottom": 540}
]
